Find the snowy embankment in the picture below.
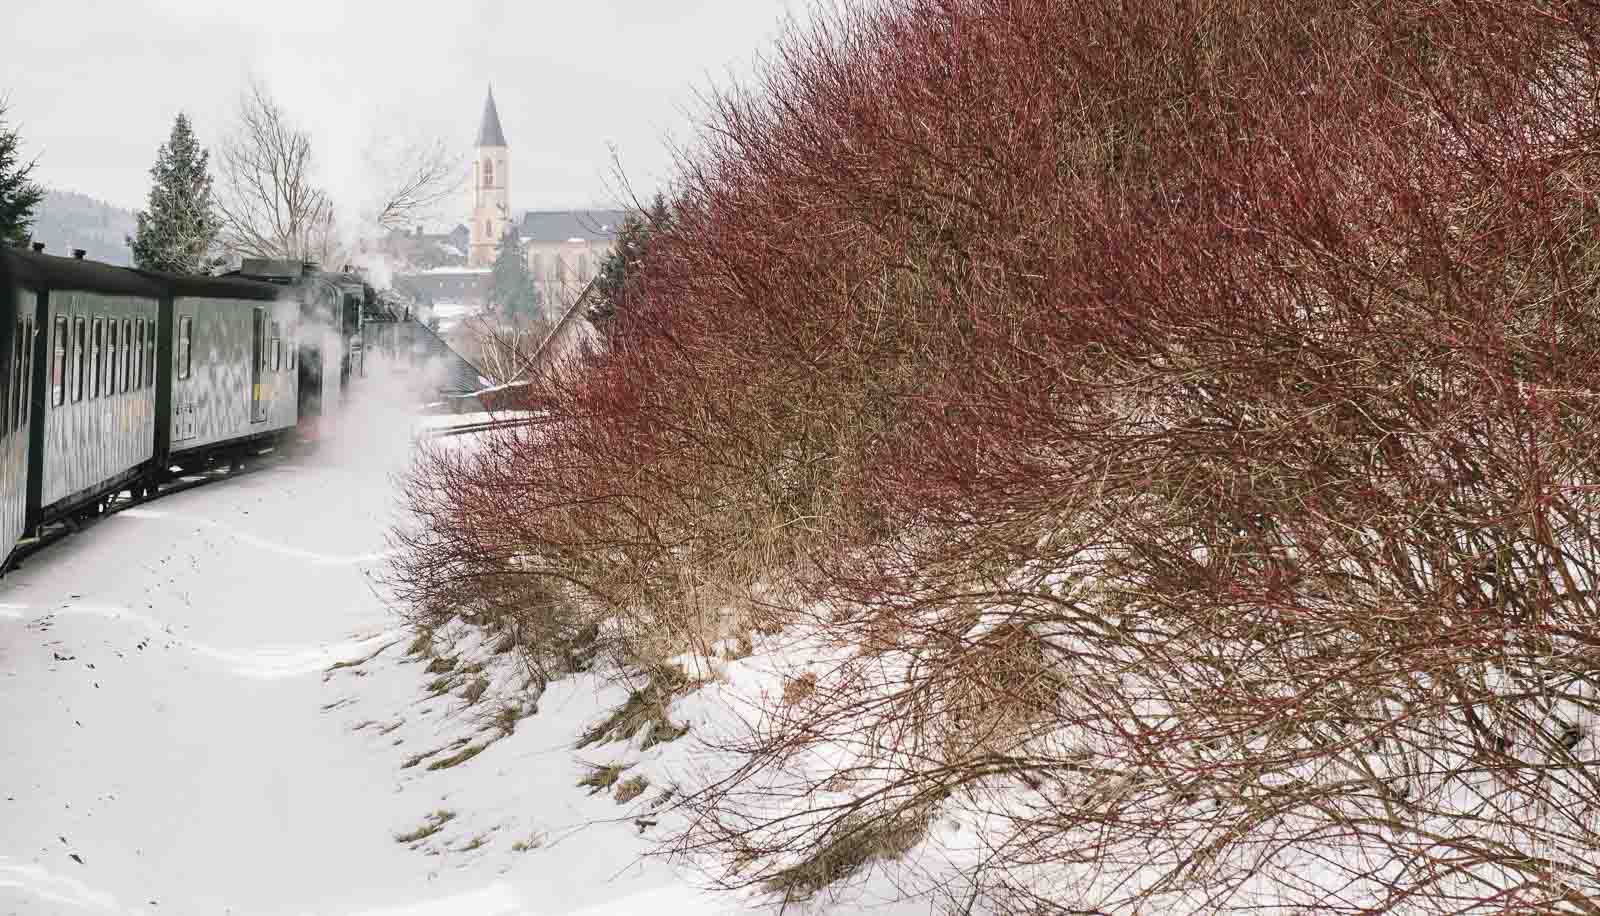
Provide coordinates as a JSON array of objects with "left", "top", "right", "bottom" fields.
[{"left": 0, "top": 403, "right": 797, "bottom": 916}]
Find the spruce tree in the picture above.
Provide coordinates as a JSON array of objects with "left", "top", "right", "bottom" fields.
[
  {"left": 130, "top": 113, "right": 220, "bottom": 274},
  {"left": 490, "top": 230, "right": 540, "bottom": 321},
  {"left": 0, "top": 101, "right": 44, "bottom": 247},
  {"left": 590, "top": 193, "right": 671, "bottom": 327}
]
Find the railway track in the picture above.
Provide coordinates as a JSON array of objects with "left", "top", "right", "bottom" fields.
[
  {"left": 417, "top": 416, "right": 540, "bottom": 439},
  {"left": 3, "top": 412, "right": 533, "bottom": 575},
  {"left": 1, "top": 446, "right": 291, "bottom": 575}
]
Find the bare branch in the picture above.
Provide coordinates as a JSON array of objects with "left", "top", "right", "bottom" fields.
[{"left": 214, "top": 78, "right": 338, "bottom": 265}]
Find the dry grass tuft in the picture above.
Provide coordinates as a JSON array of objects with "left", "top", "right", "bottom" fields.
[
  {"left": 579, "top": 763, "right": 628, "bottom": 795},
  {"left": 614, "top": 774, "right": 650, "bottom": 804},
  {"left": 394, "top": 809, "right": 455, "bottom": 844},
  {"left": 577, "top": 665, "right": 693, "bottom": 749},
  {"left": 762, "top": 808, "right": 931, "bottom": 902},
  {"left": 457, "top": 833, "right": 489, "bottom": 852},
  {"left": 401, "top": 737, "right": 470, "bottom": 769},
  {"left": 405, "top": 630, "right": 434, "bottom": 658},
  {"left": 492, "top": 701, "right": 527, "bottom": 736},
  {"left": 941, "top": 622, "right": 1063, "bottom": 759},
  {"left": 426, "top": 742, "right": 487, "bottom": 771},
  {"left": 325, "top": 639, "right": 398, "bottom": 677},
  {"left": 511, "top": 830, "right": 545, "bottom": 852},
  {"left": 782, "top": 671, "right": 818, "bottom": 706}
]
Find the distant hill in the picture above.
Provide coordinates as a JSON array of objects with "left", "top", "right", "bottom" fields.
[{"left": 28, "top": 190, "right": 137, "bottom": 266}]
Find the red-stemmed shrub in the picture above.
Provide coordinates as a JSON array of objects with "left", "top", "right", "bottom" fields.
[{"left": 391, "top": 1, "right": 1600, "bottom": 911}]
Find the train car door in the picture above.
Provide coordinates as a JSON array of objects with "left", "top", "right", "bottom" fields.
[
  {"left": 251, "top": 307, "right": 266, "bottom": 423},
  {"left": 174, "top": 314, "right": 195, "bottom": 441}
]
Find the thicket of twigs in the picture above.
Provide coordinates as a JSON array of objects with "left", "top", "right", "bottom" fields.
[{"left": 389, "top": 1, "right": 1600, "bottom": 911}]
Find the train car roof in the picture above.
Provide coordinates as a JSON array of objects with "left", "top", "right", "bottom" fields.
[
  {"left": 158, "top": 271, "right": 283, "bottom": 301},
  {"left": 0, "top": 248, "right": 287, "bottom": 303},
  {"left": 2, "top": 248, "right": 166, "bottom": 299}
]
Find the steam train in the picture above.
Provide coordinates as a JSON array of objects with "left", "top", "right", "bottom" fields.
[{"left": 0, "top": 246, "right": 382, "bottom": 572}]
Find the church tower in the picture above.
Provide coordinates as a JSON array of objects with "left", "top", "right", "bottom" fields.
[{"left": 469, "top": 87, "right": 511, "bottom": 267}]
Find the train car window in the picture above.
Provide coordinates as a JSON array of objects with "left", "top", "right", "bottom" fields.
[
  {"left": 133, "top": 318, "right": 144, "bottom": 389},
  {"left": 9, "top": 318, "right": 20, "bottom": 429},
  {"left": 119, "top": 319, "right": 128, "bottom": 390},
  {"left": 145, "top": 320, "right": 156, "bottom": 387},
  {"left": 122, "top": 321, "right": 132, "bottom": 391},
  {"left": 110, "top": 320, "right": 122, "bottom": 395},
  {"left": 8, "top": 321, "right": 17, "bottom": 429},
  {"left": 17, "top": 322, "right": 23, "bottom": 424},
  {"left": 2, "top": 327, "right": 9, "bottom": 434},
  {"left": 9, "top": 320, "right": 19, "bottom": 431},
  {"left": 91, "top": 318, "right": 104, "bottom": 398},
  {"left": 15, "top": 323, "right": 25, "bottom": 429},
  {"left": 255, "top": 309, "right": 267, "bottom": 373},
  {"left": 24, "top": 320, "right": 34, "bottom": 423},
  {"left": 271, "top": 321, "right": 282, "bottom": 371},
  {"left": 123, "top": 320, "right": 133, "bottom": 390},
  {"left": 177, "top": 317, "right": 193, "bottom": 381},
  {"left": 51, "top": 318, "right": 65, "bottom": 407},
  {"left": 121, "top": 319, "right": 133, "bottom": 391},
  {"left": 72, "top": 317, "right": 86, "bottom": 403},
  {"left": 19, "top": 320, "right": 32, "bottom": 426}
]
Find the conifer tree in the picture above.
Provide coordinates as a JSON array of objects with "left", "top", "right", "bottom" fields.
[
  {"left": 590, "top": 193, "right": 671, "bottom": 327},
  {"left": 131, "top": 113, "right": 220, "bottom": 274},
  {"left": 490, "top": 230, "right": 540, "bottom": 321},
  {"left": 0, "top": 101, "right": 44, "bottom": 247}
]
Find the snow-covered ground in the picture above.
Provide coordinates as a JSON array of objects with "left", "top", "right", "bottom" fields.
[{"left": 0, "top": 398, "right": 751, "bottom": 916}]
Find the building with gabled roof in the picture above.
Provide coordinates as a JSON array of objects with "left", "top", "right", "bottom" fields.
[
  {"left": 452, "top": 86, "right": 634, "bottom": 317},
  {"left": 518, "top": 209, "right": 627, "bottom": 316}
]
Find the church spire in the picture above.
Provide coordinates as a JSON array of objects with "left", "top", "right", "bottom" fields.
[
  {"left": 477, "top": 86, "right": 508, "bottom": 148},
  {"left": 469, "top": 85, "right": 512, "bottom": 267}
]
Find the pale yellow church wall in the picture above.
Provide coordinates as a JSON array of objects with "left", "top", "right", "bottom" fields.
[{"left": 526, "top": 239, "right": 614, "bottom": 313}]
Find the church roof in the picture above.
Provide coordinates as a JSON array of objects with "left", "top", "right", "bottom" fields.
[
  {"left": 518, "top": 209, "right": 629, "bottom": 243},
  {"left": 477, "top": 87, "right": 508, "bottom": 148}
]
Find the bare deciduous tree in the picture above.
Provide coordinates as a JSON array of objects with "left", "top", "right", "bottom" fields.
[
  {"left": 453, "top": 309, "right": 552, "bottom": 386},
  {"left": 364, "top": 132, "right": 464, "bottom": 233},
  {"left": 215, "top": 80, "right": 338, "bottom": 265}
]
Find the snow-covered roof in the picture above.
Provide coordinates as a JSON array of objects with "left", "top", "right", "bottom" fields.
[
  {"left": 430, "top": 302, "right": 478, "bottom": 318},
  {"left": 519, "top": 210, "right": 628, "bottom": 243}
]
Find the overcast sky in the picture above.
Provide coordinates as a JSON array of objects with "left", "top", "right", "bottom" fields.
[{"left": 2, "top": 0, "right": 803, "bottom": 225}]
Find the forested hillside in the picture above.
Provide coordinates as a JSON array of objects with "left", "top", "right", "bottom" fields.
[{"left": 29, "top": 189, "right": 135, "bottom": 265}]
